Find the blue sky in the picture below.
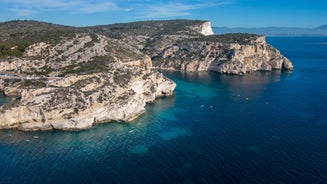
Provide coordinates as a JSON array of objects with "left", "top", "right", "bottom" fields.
[{"left": 0, "top": 0, "right": 326, "bottom": 27}]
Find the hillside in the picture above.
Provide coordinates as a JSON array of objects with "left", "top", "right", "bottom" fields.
[
  {"left": 0, "top": 19, "right": 292, "bottom": 131},
  {"left": 0, "top": 20, "right": 82, "bottom": 57}
]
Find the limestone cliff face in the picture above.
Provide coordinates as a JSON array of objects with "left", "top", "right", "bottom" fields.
[
  {"left": 0, "top": 61, "right": 175, "bottom": 131},
  {"left": 0, "top": 30, "right": 175, "bottom": 131},
  {"left": 200, "top": 22, "right": 215, "bottom": 36},
  {"left": 0, "top": 19, "right": 293, "bottom": 131},
  {"left": 0, "top": 33, "right": 125, "bottom": 76},
  {"left": 153, "top": 35, "right": 293, "bottom": 75},
  {"left": 186, "top": 21, "right": 214, "bottom": 36}
]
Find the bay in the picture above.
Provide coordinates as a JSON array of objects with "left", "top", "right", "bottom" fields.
[{"left": 0, "top": 37, "right": 327, "bottom": 183}]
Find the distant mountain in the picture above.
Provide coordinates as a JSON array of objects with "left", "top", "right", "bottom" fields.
[
  {"left": 213, "top": 25, "right": 327, "bottom": 36},
  {"left": 315, "top": 25, "right": 327, "bottom": 30}
]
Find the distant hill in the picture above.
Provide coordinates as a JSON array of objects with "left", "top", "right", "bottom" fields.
[
  {"left": 316, "top": 25, "right": 327, "bottom": 30},
  {"left": 213, "top": 25, "right": 327, "bottom": 36}
]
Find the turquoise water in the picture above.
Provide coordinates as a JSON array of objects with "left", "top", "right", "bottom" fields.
[{"left": 1, "top": 37, "right": 327, "bottom": 183}]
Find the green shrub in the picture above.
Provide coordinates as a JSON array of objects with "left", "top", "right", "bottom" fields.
[
  {"left": 190, "top": 33, "right": 261, "bottom": 44},
  {"left": 22, "top": 80, "right": 46, "bottom": 87}
]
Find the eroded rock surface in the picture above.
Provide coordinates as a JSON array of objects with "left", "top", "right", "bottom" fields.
[
  {"left": 0, "top": 19, "right": 292, "bottom": 131},
  {"left": 0, "top": 69, "right": 175, "bottom": 131},
  {"left": 152, "top": 34, "right": 293, "bottom": 75}
]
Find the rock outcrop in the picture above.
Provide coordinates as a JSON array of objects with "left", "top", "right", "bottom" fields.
[
  {"left": 151, "top": 34, "right": 293, "bottom": 75},
  {"left": 0, "top": 60, "right": 175, "bottom": 131},
  {"left": 0, "top": 19, "right": 293, "bottom": 131},
  {"left": 200, "top": 22, "right": 215, "bottom": 36}
]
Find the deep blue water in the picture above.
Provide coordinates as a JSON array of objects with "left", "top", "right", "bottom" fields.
[{"left": 0, "top": 37, "right": 327, "bottom": 184}]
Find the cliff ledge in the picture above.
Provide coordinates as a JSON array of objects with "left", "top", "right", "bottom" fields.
[{"left": 0, "top": 19, "right": 292, "bottom": 131}]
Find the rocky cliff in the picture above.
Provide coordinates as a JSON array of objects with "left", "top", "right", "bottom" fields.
[
  {"left": 0, "top": 69, "right": 175, "bottom": 131},
  {"left": 86, "top": 20, "right": 292, "bottom": 75},
  {"left": 152, "top": 34, "right": 293, "bottom": 74},
  {"left": 0, "top": 19, "right": 292, "bottom": 131}
]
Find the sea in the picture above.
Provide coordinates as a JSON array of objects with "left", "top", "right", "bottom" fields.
[{"left": 0, "top": 37, "right": 327, "bottom": 184}]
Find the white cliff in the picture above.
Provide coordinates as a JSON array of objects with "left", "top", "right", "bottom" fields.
[
  {"left": 200, "top": 22, "right": 214, "bottom": 36},
  {"left": 154, "top": 35, "right": 293, "bottom": 75},
  {"left": 0, "top": 19, "right": 293, "bottom": 131},
  {"left": 0, "top": 62, "right": 175, "bottom": 131}
]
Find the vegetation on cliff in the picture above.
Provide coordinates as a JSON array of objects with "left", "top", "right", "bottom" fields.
[
  {"left": 0, "top": 19, "right": 292, "bottom": 131},
  {"left": 87, "top": 19, "right": 207, "bottom": 38},
  {"left": 191, "top": 33, "right": 262, "bottom": 44},
  {"left": 0, "top": 20, "right": 80, "bottom": 44}
]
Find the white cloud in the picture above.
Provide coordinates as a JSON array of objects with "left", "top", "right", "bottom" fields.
[
  {"left": 4, "top": 0, "right": 122, "bottom": 14},
  {"left": 138, "top": 1, "right": 231, "bottom": 18},
  {"left": 144, "top": 2, "right": 195, "bottom": 18},
  {"left": 78, "top": 2, "right": 129, "bottom": 13},
  {"left": 5, "top": 0, "right": 76, "bottom": 9},
  {"left": 9, "top": 8, "right": 36, "bottom": 16},
  {"left": 3, "top": 0, "right": 232, "bottom": 17}
]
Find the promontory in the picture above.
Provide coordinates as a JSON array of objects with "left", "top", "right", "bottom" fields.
[{"left": 0, "top": 20, "right": 293, "bottom": 131}]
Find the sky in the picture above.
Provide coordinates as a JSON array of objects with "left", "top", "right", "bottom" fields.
[{"left": 0, "top": 0, "right": 326, "bottom": 28}]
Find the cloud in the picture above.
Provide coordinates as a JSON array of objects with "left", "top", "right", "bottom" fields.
[
  {"left": 143, "top": 2, "right": 197, "bottom": 18},
  {"left": 78, "top": 2, "right": 130, "bottom": 14},
  {"left": 138, "top": 1, "right": 231, "bottom": 18},
  {"left": 4, "top": 0, "right": 122, "bottom": 14},
  {"left": 3, "top": 0, "right": 232, "bottom": 17},
  {"left": 5, "top": 0, "right": 76, "bottom": 9},
  {"left": 9, "top": 8, "right": 36, "bottom": 16}
]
